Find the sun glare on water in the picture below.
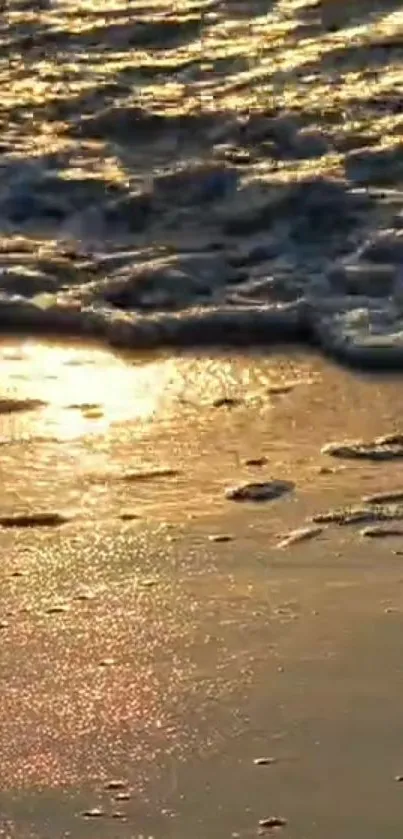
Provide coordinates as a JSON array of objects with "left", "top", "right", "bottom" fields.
[{"left": 0, "top": 341, "right": 181, "bottom": 441}]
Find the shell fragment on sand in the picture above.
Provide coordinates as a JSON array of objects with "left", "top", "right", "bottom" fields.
[
  {"left": 312, "top": 504, "right": 403, "bottom": 526},
  {"left": 226, "top": 480, "right": 294, "bottom": 502},
  {"left": 254, "top": 757, "right": 278, "bottom": 766},
  {"left": 363, "top": 490, "right": 403, "bottom": 505},
  {"left": 322, "top": 434, "right": 403, "bottom": 461},
  {"left": 277, "top": 525, "right": 323, "bottom": 548},
  {"left": 259, "top": 816, "right": 287, "bottom": 830},
  {"left": 360, "top": 525, "right": 403, "bottom": 538}
]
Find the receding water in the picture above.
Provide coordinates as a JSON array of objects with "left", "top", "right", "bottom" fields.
[{"left": 0, "top": 1, "right": 402, "bottom": 363}]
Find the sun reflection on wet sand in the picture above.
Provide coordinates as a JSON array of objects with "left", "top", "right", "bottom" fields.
[
  {"left": 2, "top": 345, "right": 403, "bottom": 837},
  {"left": 0, "top": 340, "right": 189, "bottom": 441}
]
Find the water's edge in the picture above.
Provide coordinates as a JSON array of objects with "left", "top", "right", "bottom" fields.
[{"left": 0, "top": 0, "right": 402, "bottom": 367}]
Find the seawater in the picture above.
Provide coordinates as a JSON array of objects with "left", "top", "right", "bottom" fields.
[{"left": 0, "top": 0, "right": 402, "bottom": 366}]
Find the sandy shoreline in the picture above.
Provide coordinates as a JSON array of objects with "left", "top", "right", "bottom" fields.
[{"left": 2, "top": 340, "right": 403, "bottom": 837}]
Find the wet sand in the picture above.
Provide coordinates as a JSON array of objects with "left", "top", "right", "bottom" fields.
[{"left": 2, "top": 341, "right": 403, "bottom": 837}]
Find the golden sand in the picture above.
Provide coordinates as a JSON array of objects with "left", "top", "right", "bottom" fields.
[{"left": 1, "top": 340, "right": 403, "bottom": 838}]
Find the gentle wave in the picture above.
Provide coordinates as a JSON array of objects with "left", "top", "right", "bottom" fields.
[{"left": 0, "top": 0, "right": 402, "bottom": 366}]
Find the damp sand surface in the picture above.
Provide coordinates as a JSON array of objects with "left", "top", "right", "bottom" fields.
[{"left": 3, "top": 341, "right": 403, "bottom": 837}]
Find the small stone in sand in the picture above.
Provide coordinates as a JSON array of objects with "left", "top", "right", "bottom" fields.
[
  {"left": 267, "top": 384, "right": 294, "bottom": 395},
  {"left": 208, "top": 534, "right": 233, "bottom": 543},
  {"left": 395, "top": 775, "right": 403, "bottom": 782},
  {"left": 119, "top": 512, "right": 140, "bottom": 521},
  {"left": 99, "top": 658, "right": 115, "bottom": 667},
  {"left": 259, "top": 816, "right": 287, "bottom": 829},
  {"left": 105, "top": 779, "right": 127, "bottom": 790},
  {"left": 74, "top": 590, "right": 96, "bottom": 601},
  {"left": 82, "top": 808, "right": 105, "bottom": 818},
  {"left": 45, "top": 604, "right": 69, "bottom": 614},
  {"left": 0, "top": 621, "right": 9, "bottom": 629},
  {"left": 317, "top": 465, "right": 342, "bottom": 474},
  {"left": 111, "top": 812, "right": 126, "bottom": 820},
  {"left": 82, "top": 407, "right": 104, "bottom": 419},
  {"left": 226, "top": 480, "right": 294, "bottom": 502},
  {"left": 141, "top": 578, "right": 158, "bottom": 588},
  {"left": 212, "top": 397, "right": 241, "bottom": 408},
  {"left": 254, "top": 757, "right": 278, "bottom": 766},
  {"left": 245, "top": 457, "right": 268, "bottom": 467},
  {"left": 277, "top": 525, "right": 323, "bottom": 548},
  {"left": 114, "top": 792, "right": 131, "bottom": 801}
]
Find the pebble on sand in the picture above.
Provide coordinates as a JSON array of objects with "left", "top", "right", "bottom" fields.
[
  {"left": 82, "top": 407, "right": 104, "bottom": 419},
  {"left": 226, "top": 480, "right": 294, "bottom": 502},
  {"left": 267, "top": 384, "right": 294, "bottom": 395},
  {"left": 82, "top": 808, "right": 105, "bottom": 818},
  {"left": 259, "top": 816, "right": 287, "bottom": 829},
  {"left": 212, "top": 396, "right": 241, "bottom": 407},
  {"left": 244, "top": 457, "right": 268, "bottom": 467},
  {"left": 208, "top": 534, "right": 233, "bottom": 543},
  {"left": 104, "top": 779, "right": 128, "bottom": 790},
  {"left": 254, "top": 757, "right": 278, "bottom": 766},
  {"left": 45, "top": 604, "right": 69, "bottom": 614},
  {"left": 74, "top": 590, "right": 96, "bottom": 601},
  {"left": 119, "top": 511, "right": 140, "bottom": 520}
]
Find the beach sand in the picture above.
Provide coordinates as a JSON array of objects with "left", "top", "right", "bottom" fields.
[{"left": 2, "top": 341, "right": 403, "bottom": 837}]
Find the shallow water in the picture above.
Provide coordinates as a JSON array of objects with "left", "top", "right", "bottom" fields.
[
  {"left": 0, "top": 0, "right": 402, "bottom": 363},
  {"left": 2, "top": 343, "right": 403, "bottom": 836}
]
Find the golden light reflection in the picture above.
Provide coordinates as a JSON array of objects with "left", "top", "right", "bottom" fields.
[
  {"left": 0, "top": 340, "right": 319, "bottom": 445},
  {"left": 0, "top": 340, "right": 185, "bottom": 441}
]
